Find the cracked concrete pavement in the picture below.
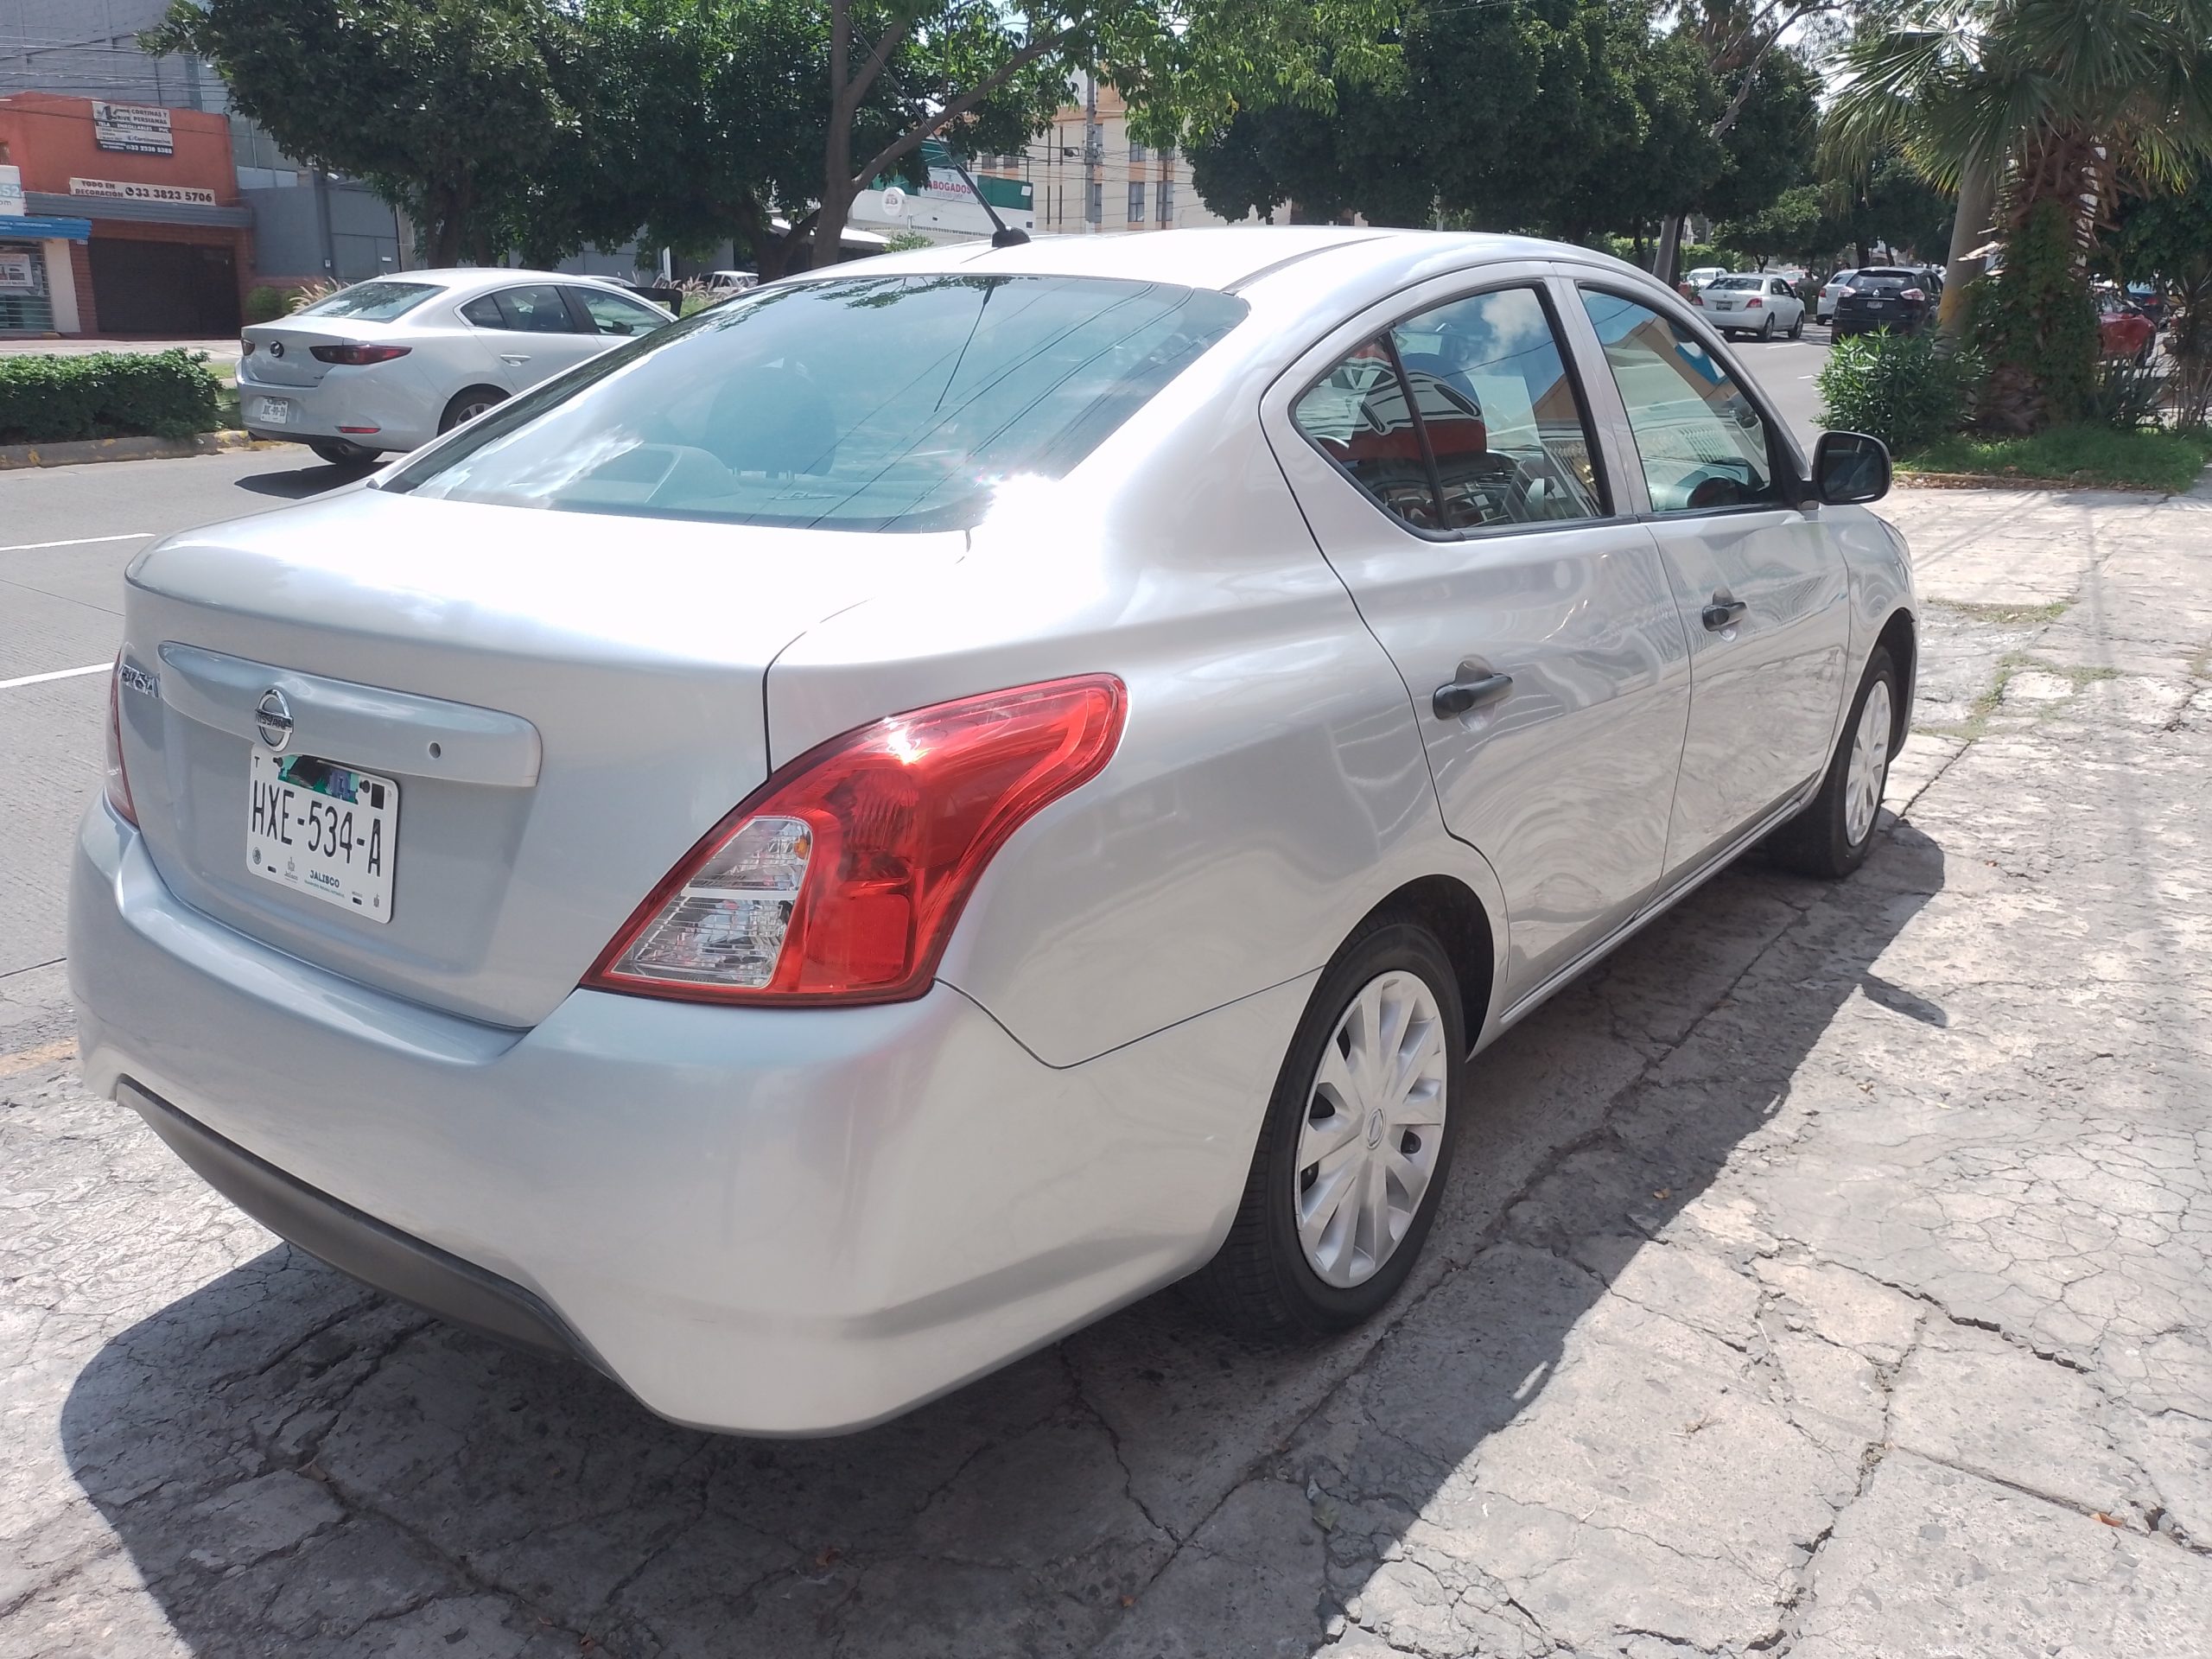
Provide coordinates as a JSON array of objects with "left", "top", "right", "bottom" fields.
[{"left": 3, "top": 481, "right": 2210, "bottom": 1657}]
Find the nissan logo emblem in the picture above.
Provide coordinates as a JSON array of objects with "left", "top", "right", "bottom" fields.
[
  {"left": 255, "top": 688, "right": 294, "bottom": 752},
  {"left": 267, "top": 340, "right": 284, "bottom": 358}
]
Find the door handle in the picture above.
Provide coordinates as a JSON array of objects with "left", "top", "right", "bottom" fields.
[
  {"left": 499, "top": 353, "right": 531, "bottom": 365},
  {"left": 1701, "top": 597, "right": 1748, "bottom": 632},
  {"left": 1432, "top": 671, "right": 1513, "bottom": 720}
]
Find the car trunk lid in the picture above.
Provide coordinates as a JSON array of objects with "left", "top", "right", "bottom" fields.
[
  {"left": 117, "top": 488, "right": 961, "bottom": 1027},
  {"left": 240, "top": 320, "right": 403, "bottom": 389}
]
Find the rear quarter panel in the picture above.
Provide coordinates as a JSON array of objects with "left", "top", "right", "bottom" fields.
[{"left": 764, "top": 317, "right": 1502, "bottom": 1068}]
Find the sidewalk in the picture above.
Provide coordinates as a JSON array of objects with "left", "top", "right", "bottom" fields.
[{"left": 0, "top": 482, "right": 2206, "bottom": 1659}]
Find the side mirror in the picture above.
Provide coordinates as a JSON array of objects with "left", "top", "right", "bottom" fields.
[{"left": 1810, "top": 429, "right": 1891, "bottom": 505}]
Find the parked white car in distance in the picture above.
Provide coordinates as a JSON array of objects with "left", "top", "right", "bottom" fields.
[
  {"left": 1818, "top": 270, "right": 1859, "bottom": 323},
  {"left": 236, "top": 270, "right": 675, "bottom": 464},
  {"left": 1681, "top": 266, "right": 1732, "bottom": 290},
  {"left": 1694, "top": 272, "right": 1806, "bottom": 340}
]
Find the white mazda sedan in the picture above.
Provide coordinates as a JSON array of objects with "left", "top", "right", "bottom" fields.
[
  {"left": 74, "top": 228, "right": 1915, "bottom": 1435},
  {"left": 237, "top": 269, "right": 674, "bottom": 464}
]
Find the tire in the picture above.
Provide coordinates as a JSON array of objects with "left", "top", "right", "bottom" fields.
[
  {"left": 439, "top": 386, "right": 508, "bottom": 435},
  {"left": 1759, "top": 312, "right": 1777, "bottom": 340},
  {"left": 1789, "top": 311, "right": 1805, "bottom": 340},
  {"left": 308, "top": 438, "right": 376, "bottom": 465},
  {"left": 1185, "top": 917, "right": 1466, "bottom": 1338},
  {"left": 1766, "top": 645, "right": 1900, "bottom": 880}
]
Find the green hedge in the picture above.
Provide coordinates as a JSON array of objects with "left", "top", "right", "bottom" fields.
[
  {"left": 0, "top": 349, "right": 226, "bottom": 444},
  {"left": 1816, "top": 330, "right": 1978, "bottom": 453}
]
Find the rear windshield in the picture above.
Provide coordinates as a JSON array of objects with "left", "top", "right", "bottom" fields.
[
  {"left": 1850, "top": 270, "right": 1920, "bottom": 287},
  {"left": 295, "top": 281, "right": 440, "bottom": 321},
  {"left": 1709, "top": 276, "right": 1763, "bottom": 290},
  {"left": 382, "top": 274, "right": 1248, "bottom": 531}
]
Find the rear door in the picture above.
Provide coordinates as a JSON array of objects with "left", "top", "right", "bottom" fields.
[
  {"left": 1265, "top": 267, "right": 1693, "bottom": 1003},
  {"left": 460, "top": 283, "right": 605, "bottom": 391},
  {"left": 1567, "top": 286, "right": 1851, "bottom": 874}
]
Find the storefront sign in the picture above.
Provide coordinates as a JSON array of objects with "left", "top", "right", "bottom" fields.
[
  {"left": 92, "top": 101, "right": 175, "bottom": 156},
  {"left": 0, "top": 165, "right": 22, "bottom": 216},
  {"left": 68, "top": 177, "right": 218, "bottom": 207},
  {"left": 0, "top": 250, "right": 39, "bottom": 292}
]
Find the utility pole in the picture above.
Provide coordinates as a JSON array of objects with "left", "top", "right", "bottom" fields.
[{"left": 1083, "top": 75, "right": 1100, "bottom": 233}]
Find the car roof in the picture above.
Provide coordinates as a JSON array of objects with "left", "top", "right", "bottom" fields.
[
  {"left": 363, "top": 268, "right": 640, "bottom": 296},
  {"left": 824, "top": 226, "right": 1591, "bottom": 295}
]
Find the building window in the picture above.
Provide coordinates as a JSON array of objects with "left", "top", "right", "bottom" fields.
[
  {"left": 1087, "top": 181, "right": 1103, "bottom": 224},
  {"left": 1128, "top": 181, "right": 1145, "bottom": 222},
  {"left": 1158, "top": 179, "right": 1175, "bottom": 222},
  {"left": 1129, "top": 141, "right": 1148, "bottom": 164}
]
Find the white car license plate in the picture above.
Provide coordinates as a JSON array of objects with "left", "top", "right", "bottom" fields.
[
  {"left": 250, "top": 395, "right": 291, "bottom": 426},
  {"left": 248, "top": 751, "right": 398, "bottom": 922}
]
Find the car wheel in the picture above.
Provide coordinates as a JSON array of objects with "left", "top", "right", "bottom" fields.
[
  {"left": 1766, "top": 645, "right": 1900, "bottom": 880},
  {"left": 1789, "top": 312, "right": 1805, "bottom": 340},
  {"left": 439, "top": 386, "right": 508, "bottom": 435},
  {"left": 308, "top": 438, "right": 376, "bottom": 465},
  {"left": 1760, "top": 312, "right": 1777, "bottom": 340},
  {"left": 1185, "top": 918, "right": 1465, "bottom": 1338}
]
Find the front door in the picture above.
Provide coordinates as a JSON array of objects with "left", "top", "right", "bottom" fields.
[
  {"left": 1573, "top": 289, "right": 1852, "bottom": 871},
  {"left": 1268, "top": 276, "right": 1694, "bottom": 1004}
]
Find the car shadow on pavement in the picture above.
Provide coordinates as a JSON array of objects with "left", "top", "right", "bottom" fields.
[
  {"left": 58, "top": 820, "right": 1945, "bottom": 1659},
  {"left": 231, "top": 459, "right": 381, "bottom": 499}
]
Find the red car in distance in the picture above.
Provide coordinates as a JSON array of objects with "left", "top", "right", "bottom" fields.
[{"left": 2099, "top": 297, "right": 2158, "bottom": 362}]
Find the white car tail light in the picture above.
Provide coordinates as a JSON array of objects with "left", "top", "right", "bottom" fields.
[{"left": 586, "top": 676, "right": 1127, "bottom": 1006}]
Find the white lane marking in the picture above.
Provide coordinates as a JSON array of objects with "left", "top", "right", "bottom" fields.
[
  {"left": 0, "top": 662, "right": 108, "bottom": 690},
  {"left": 0, "top": 532, "right": 153, "bottom": 553}
]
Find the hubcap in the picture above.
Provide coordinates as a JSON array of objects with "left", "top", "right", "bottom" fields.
[
  {"left": 1845, "top": 679, "right": 1893, "bottom": 845},
  {"left": 1294, "top": 970, "right": 1449, "bottom": 1288}
]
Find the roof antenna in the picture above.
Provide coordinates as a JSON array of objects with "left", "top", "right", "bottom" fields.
[{"left": 947, "top": 153, "right": 1031, "bottom": 247}]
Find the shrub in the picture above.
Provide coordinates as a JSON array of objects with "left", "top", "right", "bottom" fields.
[
  {"left": 2087, "top": 353, "right": 2167, "bottom": 432},
  {"left": 0, "top": 350, "right": 226, "bottom": 444},
  {"left": 242, "top": 283, "right": 296, "bottom": 324},
  {"left": 1816, "top": 329, "right": 1979, "bottom": 452}
]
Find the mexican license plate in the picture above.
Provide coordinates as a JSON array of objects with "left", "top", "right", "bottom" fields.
[
  {"left": 250, "top": 395, "right": 291, "bottom": 425},
  {"left": 247, "top": 751, "right": 397, "bottom": 921}
]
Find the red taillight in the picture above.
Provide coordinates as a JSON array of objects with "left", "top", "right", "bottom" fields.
[
  {"left": 586, "top": 675, "right": 1128, "bottom": 1006},
  {"left": 105, "top": 656, "right": 137, "bottom": 825},
  {"left": 1899, "top": 288, "right": 1925, "bottom": 302},
  {"left": 309, "top": 343, "right": 412, "bottom": 365},
  {"left": 240, "top": 339, "right": 257, "bottom": 356},
  {"left": 1745, "top": 296, "right": 1764, "bottom": 308},
  {"left": 1688, "top": 289, "right": 1704, "bottom": 305}
]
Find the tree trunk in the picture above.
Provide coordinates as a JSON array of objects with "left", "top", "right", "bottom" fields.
[
  {"left": 813, "top": 0, "right": 855, "bottom": 270},
  {"left": 1939, "top": 153, "right": 1997, "bottom": 341},
  {"left": 1655, "top": 214, "right": 1687, "bottom": 287},
  {"left": 428, "top": 184, "right": 463, "bottom": 267}
]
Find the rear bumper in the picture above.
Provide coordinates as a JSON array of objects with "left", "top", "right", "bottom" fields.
[
  {"left": 122, "top": 1077, "right": 601, "bottom": 1365},
  {"left": 234, "top": 370, "right": 435, "bottom": 453},
  {"left": 69, "top": 800, "right": 1303, "bottom": 1434}
]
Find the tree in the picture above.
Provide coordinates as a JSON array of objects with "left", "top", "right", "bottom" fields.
[
  {"left": 2103, "top": 176, "right": 2212, "bottom": 427},
  {"left": 1184, "top": 0, "right": 1794, "bottom": 245},
  {"left": 1823, "top": 0, "right": 2212, "bottom": 422},
  {"left": 149, "top": 0, "right": 582, "bottom": 268},
  {"left": 799, "top": 1, "right": 1408, "bottom": 267}
]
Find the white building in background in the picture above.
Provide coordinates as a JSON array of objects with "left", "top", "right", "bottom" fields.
[{"left": 977, "top": 78, "right": 1261, "bottom": 238}]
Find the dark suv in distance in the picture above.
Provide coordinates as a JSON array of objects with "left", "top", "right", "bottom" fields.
[{"left": 1831, "top": 267, "right": 1942, "bottom": 337}]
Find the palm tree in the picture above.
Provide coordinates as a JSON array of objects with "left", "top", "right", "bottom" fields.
[{"left": 1821, "top": 0, "right": 2212, "bottom": 425}]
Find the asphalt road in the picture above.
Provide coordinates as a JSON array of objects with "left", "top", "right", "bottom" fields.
[{"left": 0, "top": 332, "right": 1834, "bottom": 981}]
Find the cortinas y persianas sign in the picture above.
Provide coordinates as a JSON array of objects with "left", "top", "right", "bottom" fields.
[{"left": 92, "top": 102, "right": 173, "bottom": 156}]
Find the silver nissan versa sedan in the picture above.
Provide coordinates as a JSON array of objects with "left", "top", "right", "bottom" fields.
[{"left": 72, "top": 227, "right": 1915, "bottom": 1435}]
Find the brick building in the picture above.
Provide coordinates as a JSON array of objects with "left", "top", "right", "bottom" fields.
[{"left": 0, "top": 91, "right": 251, "bottom": 335}]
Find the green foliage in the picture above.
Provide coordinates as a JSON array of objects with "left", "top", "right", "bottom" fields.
[
  {"left": 1899, "top": 424, "right": 2212, "bottom": 493},
  {"left": 880, "top": 230, "right": 936, "bottom": 251},
  {"left": 241, "top": 284, "right": 304, "bottom": 324},
  {"left": 1186, "top": 2, "right": 1820, "bottom": 240},
  {"left": 2103, "top": 175, "right": 2212, "bottom": 428},
  {"left": 0, "top": 351, "right": 226, "bottom": 444},
  {"left": 1816, "top": 329, "right": 1980, "bottom": 451},
  {"left": 1973, "top": 198, "right": 2100, "bottom": 432},
  {"left": 2087, "top": 353, "right": 2168, "bottom": 432}
]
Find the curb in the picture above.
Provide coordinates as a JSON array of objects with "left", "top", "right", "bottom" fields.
[
  {"left": 0, "top": 431, "right": 276, "bottom": 470},
  {"left": 1895, "top": 469, "right": 2176, "bottom": 497}
]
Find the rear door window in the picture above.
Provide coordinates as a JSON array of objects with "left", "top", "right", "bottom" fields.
[
  {"left": 570, "top": 287, "right": 668, "bottom": 337},
  {"left": 1293, "top": 285, "right": 1605, "bottom": 533}
]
